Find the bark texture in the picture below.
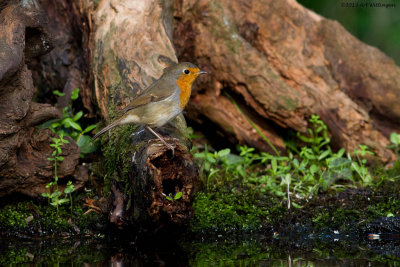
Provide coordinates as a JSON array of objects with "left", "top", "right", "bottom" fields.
[
  {"left": 0, "top": 1, "right": 86, "bottom": 197},
  {"left": 174, "top": 0, "right": 400, "bottom": 161},
  {"left": 76, "top": 0, "right": 199, "bottom": 229}
]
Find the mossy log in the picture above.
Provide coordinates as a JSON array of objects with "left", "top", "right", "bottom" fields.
[
  {"left": 174, "top": 0, "right": 400, "bottom": 161},
  {"left": 108, "top": 119, "right": 197, "bottom": 228},
  {"left": 0, "top": 0, "right": 86, "bottom": 198}
]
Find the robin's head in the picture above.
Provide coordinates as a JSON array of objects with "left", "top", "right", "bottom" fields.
[
  {"left": 163, "top": 62, "right": 207, "bottom": 83},
  {"left": 163, "top": 62, "right": 206, "bottom": 108}
]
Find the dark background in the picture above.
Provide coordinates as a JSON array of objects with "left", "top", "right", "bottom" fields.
[{"left": 299, "top": 0, "right": 400, "bottom": 64}]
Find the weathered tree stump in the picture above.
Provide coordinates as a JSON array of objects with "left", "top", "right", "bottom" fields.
[{"left": 75, "top": 0, "right": 199, "bottom": 229}]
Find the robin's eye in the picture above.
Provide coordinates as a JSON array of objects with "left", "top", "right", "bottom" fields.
[{"left": 184, "top": 69, "right": 190, "bottom": 74}]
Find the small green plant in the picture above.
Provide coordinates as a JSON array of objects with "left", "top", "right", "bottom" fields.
[
  {"left": 163, "top": 191, "right": 183, "bottom": 201},
  {"left": 296, "top": 115, "right": 332, "bottom": 162},
  {"left": 41, "top": 88, "right": 97, "bottom": 157},
  {"left": 42, "top": 134, "right": 75, "bottom": 212},
  {"left": 64, "top": 181, "right": 76, "bottom": 212},
  {"left": 388, "top": 132, "right": 400, "bottom": 156}
]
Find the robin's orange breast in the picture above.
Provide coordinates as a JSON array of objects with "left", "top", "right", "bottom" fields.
[{"left": 176, "top": 67, "right": 200, "bottom": 109}]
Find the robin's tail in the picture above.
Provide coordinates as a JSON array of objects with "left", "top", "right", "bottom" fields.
[{"left": 93, "top": 120, "right": 120, "bottom": 140}]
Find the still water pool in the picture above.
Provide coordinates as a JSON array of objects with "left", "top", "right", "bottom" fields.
[{"left": 1, "top": 234, "right": 400, "bottom": 266}]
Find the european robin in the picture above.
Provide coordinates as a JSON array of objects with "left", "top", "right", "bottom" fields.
[{"left": 93, "top": 62, "right": 206, "bottom": 154}]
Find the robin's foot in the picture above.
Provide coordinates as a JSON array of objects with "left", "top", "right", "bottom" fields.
[{"left": 145, "top": 125, "right": 175, "bottom": 156}]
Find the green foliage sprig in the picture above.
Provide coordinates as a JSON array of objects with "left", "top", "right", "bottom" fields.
[
  {"left": 41, "top": 134, "right": 75, "bottom": 212},
  {"left": 388, "top": 132, "right": 400, "bottom": 156},
  {"left": 163, "top": 192, "right": 183, "bottom": 202},
  {"left": 41, "top": 88, "right": 97, "bottom": 157}
]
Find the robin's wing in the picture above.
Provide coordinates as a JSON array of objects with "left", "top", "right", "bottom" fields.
[{"left": 119, "top": 78, "right": 175, "bottom": 114}]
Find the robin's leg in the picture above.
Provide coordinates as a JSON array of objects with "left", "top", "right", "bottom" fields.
[{"left": 145, "top": 125, "right": 174, "bottom": 155}]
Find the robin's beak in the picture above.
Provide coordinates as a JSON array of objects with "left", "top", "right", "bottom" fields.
[{"left": 198, "top": 70, "right": 207, "bottom": 75}]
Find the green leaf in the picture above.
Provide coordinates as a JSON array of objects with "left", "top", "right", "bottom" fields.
[
  {"left": 82, "top": 124, "right": 97, "bottom": 134},
  {"left": 58, "top": 198, "right": 70, "bottom": 204},
  {"left": 64, "top": 118, "right": 82, "bottom": 131},
  {"left": 271, "top": 158, "right": 277, "bottom": 173},
  {"left": 217, "top": 148, "right": 230, "bottom": 158},
  {"left": 50, "top": 191, "right": 61, "bottom": 198},
  {"left": 292, "top": 158, "right": 299, "bottom": 167},
  {"left": 318, "top": 150, "right": 331, "bottom": 160},
  {"left": 283, "top": 173, "right": 291, "bottom": 185},
  {"left": 291, "top": 202, "right": 303, "bottom": 209},
  {"left": 206, "top": 154, "right": 217, "bottom": 163},
  {"left": 53, "top": 90, "right": 65, "bottom": 97},
  {"left": 390, "top": 132, "right": 400, "bottom": 146},
  {"left": 335, "top": 148, "right": 346, "bottom": 158},
  {"left": 310, "top": 164, "right": 319, "bottom": 174},
  {"left": 51, "top": 122, "right": 61, "bottom": 129},
  {"left": 38, "top": 119, "right": 59, "bottom": 130},
  {"left": 193, "top": 153, "right": 206, "bottom": 159},
  {"left": 47, "top": 157, "right": 54, "bottom": 161},
  {"left": 174, "top": 191, "right": 183, "bottom": 200},
  {"left": 64, "top": 187, "right": 75, "bottom": 194},
  {"left": 77, "top": 135, "right": 97, "bottom": 154},
  {"left": 297, "top": 133, "right": 313, "bottom": 143},
  {"left": 64, "top": 181, "right": 76, "bottom": 194},
  {"left": 56, "top": 156, "right": 64, "bottom": 161},
  {"left": 72, "top": 111, "right": 83, "bottom": 122},
  {"left": 71, "top": 88, "right": 80, "bottom": 100},
  {"left": 50, "top": 198, "right": 69, "bottom": 206},
  {"left": 41, "top": 193, "right": 50, "bottom": 197}
]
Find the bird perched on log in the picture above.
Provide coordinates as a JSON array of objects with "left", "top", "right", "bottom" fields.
[{"left": 93, "top": 62, "right": 207, "bottom": 154}]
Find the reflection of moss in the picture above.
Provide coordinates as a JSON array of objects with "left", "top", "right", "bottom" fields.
[
  {"left": 0, "top": 239, "right": 109, "bottom": 265},
  {"left": 185, "top": 237, "right": 400, "bottom": 266},
  {"left": 187, "top": 241, "right": 266, "bottom": 266},
  {"left": 0, "top": 247, "right": 30, "bottom": 266}
]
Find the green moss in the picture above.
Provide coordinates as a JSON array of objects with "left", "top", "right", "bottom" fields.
[
  {"left": 0, "top": 201, "right": 106, "bottom": 237},
  {"left": 308, "top": 182, "right": 400, "bottom": 232},
  {"left": 367, "top": 196, "right": 400, "bottom": 218},
  {"left": 101, "top": 124, "right": 138, "bottom": 191},
  {"left": 0, "top": 202, "right": 32, "bottom": 228},
  {"left": 191, "top": 190, "right": 274, "bottom": 232}
]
